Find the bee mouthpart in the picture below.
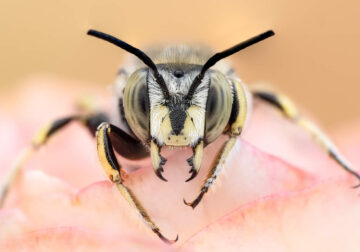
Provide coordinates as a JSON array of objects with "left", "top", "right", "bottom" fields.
[
  {"left": 165, "top": 134, "right": 189, "bottom": 146},
  {"left": 155, "top": 157, "right": 168, "bottom": 182},
  {"left": 155, "top": 168, "right": 167, "bottom": 182},
  {"left": 185, "top": 157, "right": 199, "bottom": 182}
]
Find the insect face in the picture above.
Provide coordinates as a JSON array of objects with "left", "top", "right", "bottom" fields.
[
  {"left": 123, "top": 65, "right": 207, "bottom": 147},
  {"left": 148, "top": 64, "right": 209, "bottom": 147},
  {"left": 124, "top": 63, "right": 234, "bottom": 147}
]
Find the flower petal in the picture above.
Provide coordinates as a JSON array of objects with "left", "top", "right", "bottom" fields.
[
  {"left": 4, "top": 138, "right": 314, "bottom": 244},
  {"left": 182, "top": 181, "right": 360, "bottom": 251}
]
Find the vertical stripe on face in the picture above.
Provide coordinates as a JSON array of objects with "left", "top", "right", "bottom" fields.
[
  {"left": 150, "top": 105, "right": 205, "bottom": 146},
  {"left": 147, "top": 64, "right": 210, "bottom": 146},
  {"left": 169, "top": 108, "right": 187, "bottom": 135}
]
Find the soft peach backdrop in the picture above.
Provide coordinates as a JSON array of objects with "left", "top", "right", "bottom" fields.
[{"left": 1, "top": 0, "right": 360, "bottom": 126}]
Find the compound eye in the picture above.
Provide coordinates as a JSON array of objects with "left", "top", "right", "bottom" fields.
[
  {"left": 123, "top": 69, "right": 150, "bottom": 141},
  {"left": 205, "top": 72, "right": 233, "bottom": 143}
]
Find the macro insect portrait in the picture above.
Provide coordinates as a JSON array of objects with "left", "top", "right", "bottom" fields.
[{"left": 1, "top": 27, "right": 360, "bottom": 247}]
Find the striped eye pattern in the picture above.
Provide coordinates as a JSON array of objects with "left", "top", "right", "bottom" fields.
[
  {"left": 204, "top": 71, "right": 233, "bottom": 144},
  {"left": 123, "top": 69, "right": 150, "bottom": 142}
]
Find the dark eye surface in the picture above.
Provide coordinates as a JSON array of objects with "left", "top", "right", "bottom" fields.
[
  {"left": 206, "top": 86, "right": 218, "bottom": 116},
  {"left": 123, "top": 69, "right": 150, "bottom": 141},
  {"left": 205, "top": 71, "right": 232, "bottom": 144}
]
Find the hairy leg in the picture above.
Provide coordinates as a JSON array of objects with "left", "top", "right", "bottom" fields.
[
  {"left": 0, "top": 113, "right": 107, "bottom": 206},
  {"left": 184, "top": 78, "right": 248, "bottom": 209},
  {"left": 251, "top": 88, "right": 360, "bottom": 187},
  {"left": 97, "top": 122, "right": 177, "bottom": 243}
]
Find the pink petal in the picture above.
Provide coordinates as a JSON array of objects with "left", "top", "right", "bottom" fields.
[
  {"left": 182, "top": 181, "right": 360, "bottom": 251},
  {"left": 2, "top": 78, "right": 358, "bottom": 250},
  {"left": 0, "top": 227, "right": 171, "bottom": 251},
  {"left": 3, "top": 138, "right": 314, "bottom": 244},
  {"left": 333, "top": 120, "right": 360, "bottom": 167},
  {"left": 243, "top": 101, "right": 346, "bottom": 179}
]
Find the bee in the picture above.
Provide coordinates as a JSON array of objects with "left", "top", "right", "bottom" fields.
[{"left": 2, "top": 29, "right": 360, "bottom": 244}]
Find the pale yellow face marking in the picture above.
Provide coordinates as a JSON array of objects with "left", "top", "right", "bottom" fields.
[
  {"left": 165, "top": 134, "right": 190, "bottom": 146},
  {"left": 164, "top": 114, "right": 192, "bottom": 146},
  {"left": 160, "top": 115, "right": 190, "bottom": 146},
  {"left": 150, "top": 105, "right": 205, "bottom": 146},
  {"left": 150, "top": 105, "right": 170, "bottom": 145}
]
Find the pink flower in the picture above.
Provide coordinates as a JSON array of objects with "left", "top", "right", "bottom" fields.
[{"left": 1, "top": 76, "right": 359, "bottom": 251}]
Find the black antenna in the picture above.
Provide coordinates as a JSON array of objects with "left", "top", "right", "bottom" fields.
[
  {"left": 87, "top": 29, "right": 170, "bottom": 100},
  {"left": 186, "top": 30, "right": 275, "bottom": 100}
]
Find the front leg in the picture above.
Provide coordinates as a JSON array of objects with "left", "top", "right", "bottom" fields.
[
  {"left": 251, "top": 87, "right": 360, "bottom": 187},
  {"left": 184, "top": 78, "right": 248, "bottom": 209},
  {"left": 97, "top": 123, "right": 178, "bottom": 244},
  {"left": 184, "top": 136, "right": 237, "bottom": 208},
  {"left": 0, "top": 113, "right": 108, "bottom": 207},
  {"left": 150, "top": 140, "right": 168, "bottom": 181},
  {"left": 185, "top": 140, "right": 204, "bottom": 182}
]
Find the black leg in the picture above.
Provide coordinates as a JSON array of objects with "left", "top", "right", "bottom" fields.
[
  {"left": 1, "top": 114, "right": 83, "bottom": 206},
  {"left": 96, "top": 122, "right": 177, "bottom": 244},
  {"left": 184, "top": 78, "right": 248, "bottom": 209},
  {"left": 0, "top": 112, "right": 148, "bottom": 207},
  {"left": 252, "top": 88, "right": 360, "bottom": 187}
]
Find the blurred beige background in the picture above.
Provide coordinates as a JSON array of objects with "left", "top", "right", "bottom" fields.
[{"left": 1, "top": 0, "right": 359, "bottom": 127}]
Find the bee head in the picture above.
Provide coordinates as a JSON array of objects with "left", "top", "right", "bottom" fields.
[
  {"left": 122, "top": 63, "right": 235, "bottom": 147},
  {"left": 87, "top": 29, "right": 275, "bottom": 147},
  {"left": 146, "top": 64, "right": 210, "bottom": 146}
]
